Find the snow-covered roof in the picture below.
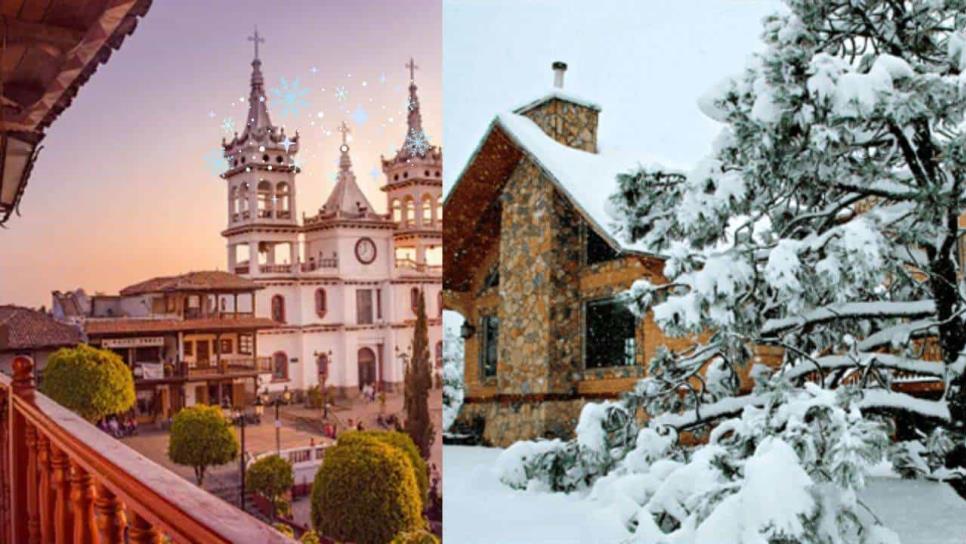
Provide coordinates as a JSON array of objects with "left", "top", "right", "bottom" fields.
[
  {"left": 512, "top": 89, "right": 602, "bottom": 114},
  {"left": 490, "top": 112, "right": 671, "bottom": 253}
]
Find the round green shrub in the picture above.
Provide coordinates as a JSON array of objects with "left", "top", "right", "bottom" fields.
[
  {"left": 246, "top": 454, "right": 294, "bottom": 519},
  {"left": 311, "top": 439, "right": 423, "bottom": 544},
  {"left": 338, "top": 430, "right": 429, "bottom": 505},
  {"left": 167, "top": 404, "right": 238, "bottom": 485},
  {"left": 391, "top": 529, "right": 440, "bottom": 544},
  {"left": 40, "top": 344, "right": 135, "bottom": 422}
]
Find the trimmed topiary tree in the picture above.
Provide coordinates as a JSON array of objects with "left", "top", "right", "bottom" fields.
[
  {"left": 246, "top": 454, "right": 294, "bottom": 522},
  {"left": 311, "top": 437, "right": 423, "bottom": 544},
  {"left": 167, "top": 404, "right": 238, "bottom": 486},
  {"left": 337, "top": 430, "right": 428, "bottom": 505},
  {"left": 40, "top": 344, "right": 135, "bottom": 423}
]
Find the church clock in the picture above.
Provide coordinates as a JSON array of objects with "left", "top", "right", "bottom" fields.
[{"left": 355, "top": 237, "right": 377, "bottom": 264}]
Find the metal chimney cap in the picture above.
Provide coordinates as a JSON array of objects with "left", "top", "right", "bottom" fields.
[{"left": 552, "top": 61, "right": 568, "bottom": 70}]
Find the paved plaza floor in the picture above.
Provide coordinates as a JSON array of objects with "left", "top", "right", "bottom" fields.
[{"left": 120, "top": 388, "right": 443, "bottom": 527}]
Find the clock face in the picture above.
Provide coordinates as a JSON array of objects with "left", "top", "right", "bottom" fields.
[{"left": 355, "top": 237, "right": 377, "bottom": 264}]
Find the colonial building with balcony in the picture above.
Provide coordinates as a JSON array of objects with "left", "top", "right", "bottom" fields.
[
  {"left": 219, "top": 42, "right": 442, "bottom": 397},
  {"left": 52, "top": 271, "right": 276, "bottom": 424}
]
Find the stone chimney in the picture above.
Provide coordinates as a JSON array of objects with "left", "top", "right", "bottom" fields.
[
  {"left": 515, "top": 61, "right": 600, "bottom": 153},
  {"left": 552, "top": 61, "right": 567, "bottom": 88}
]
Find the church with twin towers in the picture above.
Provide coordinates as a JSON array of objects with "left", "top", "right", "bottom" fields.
[{"left": 219, "top": 30, "right": 442, "bottom": 397}]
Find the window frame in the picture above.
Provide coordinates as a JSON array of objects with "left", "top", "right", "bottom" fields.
[
  {"left": 272, "top": 351, "right": 288, "bottom": 381},
  {"left": 271, "top": 294, "right": 286, "bottom": 323},
  {"left": 581, "top": 296, "right": 639, "bottom": 370},
  {"left": 479, "top": 314, "right": 499, "bottom": 379},
  {"left": 356, "top": 289, "right": 374, "bottom": 325}
]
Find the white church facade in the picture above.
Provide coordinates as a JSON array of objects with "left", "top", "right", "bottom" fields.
[{"left": 219, "top": 36, "right": 442, "bottom": 398}]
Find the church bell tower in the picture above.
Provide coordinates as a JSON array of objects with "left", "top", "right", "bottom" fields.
[
  {"left": 381, "top": 58, "right": 443, "bottom": 271},
  {"left": 220, "top": 28, "right": 301, "bottom": 276}
]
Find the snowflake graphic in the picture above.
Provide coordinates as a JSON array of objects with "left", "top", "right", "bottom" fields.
[
  {"left": 221, "top": 117, "right": 235, "bottom": 134},
  {"left": 404, "top": 128, "right": 430, "bottom": 157},
  {"left": 271, "top": 77, "right": 309, "bottom": 118},
  {"left": 352, "top": 105, "right": 369, "bottom": 126},
  {"left": 204, "top": 148, "right": 230, "bottom": 176},
  {"left": 291, "top": 156, "right": 304, "bottom": 171},
  {"left": 334, "top": 86, "right": 348, "bottom": 102},
  {"left": 406, "top": 96, "right": 418, "bottom": 112},
  {"left": 280, "top": 136, "right": 296, "bottom": 153}
]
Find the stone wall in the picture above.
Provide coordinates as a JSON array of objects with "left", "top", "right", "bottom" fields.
[{"left": 521, "top": 98, "right": 599, "bottom": 153}]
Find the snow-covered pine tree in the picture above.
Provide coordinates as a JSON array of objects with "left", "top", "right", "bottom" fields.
[
  {"left": 442, "top": 321, "right": 465, "bottom": 431},
  {"left": 497, "top": 0, "right": 966, "bottom": 541},
  {"left": 610, "top": 0, "right": 966, "bottom": 473}
]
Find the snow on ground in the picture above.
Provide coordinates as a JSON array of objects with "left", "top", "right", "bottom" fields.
[
  {"left": 444, "top": 446, "right": 626, "bottom": 544},
  {"left": 444, "top": 446, "right": 966, "bottom": 544}
]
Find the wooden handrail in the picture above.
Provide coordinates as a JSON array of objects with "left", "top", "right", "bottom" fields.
[{"left": 2, "top": 356, "right": 295, "bottom": 543}]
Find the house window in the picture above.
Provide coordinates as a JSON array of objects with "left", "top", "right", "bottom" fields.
[
  {"left": 219, "top": 338, "right": 233, "bottom": 354},
  {"left": 356, "top": 289, "right": 374, "bottom": 324},
  {"left": 376, "top": 289, "right": 382, "bottom": 320},
  {"left": 435, "top": 341, "right": 443, "bottom": 368},
  {"left": 271, "top": 295, "right": 286, "bottom": 323},
  {"left": 273, "top": 351, "right": 288, "bottom": 381},
  {"left": 315, "top": 288, "right": 327, "bottom": 318},
  {"left": 238, "top": 334, "right": 253, "bottom": 355},
  {"left": 480, "top": 315, "right": 498, "bottom": 378},
  {"left": 584, "top": 298, "right": 637, "bottom": 369},
  {"left": 183, "top": 341, "right": 194, "bottom": 357},
  {"left": 586, "top": 226, "right": 620, "bottom": 265},
  {"left": 411, "top": 287, "right": 421, "bottom": 314},
  {"left": 438, "top": 291, "right": 443, "bottom": 318}
]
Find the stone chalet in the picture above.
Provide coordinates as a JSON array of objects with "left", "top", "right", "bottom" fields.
[
  {"left": 445, "top": 64, "right": 949, "bottom": 447},
  {"left": 444, "top": 64, "right": 696, "bottom": 447},
  {"left": 0, "top": 305, "right": 83, "bottom": 376},
  {"left": 52, "top": 271, "right": 278, "bottom": 424}
]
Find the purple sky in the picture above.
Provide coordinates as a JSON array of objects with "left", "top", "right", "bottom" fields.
[{"left": 1, "top": 0, "right": 441, "bottom": 308}]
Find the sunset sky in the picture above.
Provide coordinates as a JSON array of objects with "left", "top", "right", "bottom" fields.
[{"left": 0, "top": 0, "right": 441, "bottom": 308}]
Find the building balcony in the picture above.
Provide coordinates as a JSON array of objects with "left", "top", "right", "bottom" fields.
[
  {"left": 0, "top": 356, "right": 293, "bottom": 543},
  {"left": 133, "top": 357, "right": 272, "bottom": 382},
  {"left": 259, "top": 263, "right": 293, "bottom": 274},
  {"left": 395, "top": 257, "right": 442, "bottom": 275},
  {"left": 300, "top": 257, "right": 338, "bottom": 273}
]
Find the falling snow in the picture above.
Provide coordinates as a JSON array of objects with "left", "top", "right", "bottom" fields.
[{"left": 271, "top": 77, "right": 310, "bottom": 118}]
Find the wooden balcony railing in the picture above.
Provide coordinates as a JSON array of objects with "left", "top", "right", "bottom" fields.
[
  {"left": 260, "top": 264, "right": 292, "bottom": 274},
  {"left": 0, "top": 356, "right": 294, "bottom": 543},
  {"left": 183, "top": 357, "right": 272, "bottom": 378}
]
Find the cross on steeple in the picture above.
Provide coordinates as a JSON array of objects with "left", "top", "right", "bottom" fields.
[
  {"left": 406, "top": 57, "right": 419, "bottom": 82},
  {"left": 248, "top": 26, "right": 265, "bottom": 61},
  {"left": 338, "top": 121, "right": 351, "bottom": 147}
]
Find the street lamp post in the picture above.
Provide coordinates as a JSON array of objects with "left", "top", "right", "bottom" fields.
[
  {"left": 223, "top": 394, "right": 263, "bottom": 512},
  {"left": 263, "top": 387, "right": 292, "bottom": 456}
]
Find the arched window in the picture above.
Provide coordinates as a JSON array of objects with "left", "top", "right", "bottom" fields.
[
  {"left": 410, "top": 287, "right": 421, "bottom": 314},
  {"left": 257, "top": 180, "right": 273, "bottom": 218},
  {"left": 435, "top": 341, "right": 443, "bottom": 368},
  {"left": 272, "top": 351, "right": 288, "bottom": 381},
  {"left": 239, "top": 182, "right": 250, "bottom": 213},
  {"left": 391, "top": 199, "right": 402, "bottom": 223},
  {"left": 437, "top": 196, "right": 443, "bottom": 222},
  {"left": 315, "top": 288, "right": 327, "bottom": 318},
  {"left": 421, "top": 194, "right": 433, "bottom": 225},
  {"left": 276, "top": 182, "right": 291, "bottom": 217},
  {"left": 271, "top": 294, "right": 286, "bottom": 323},
  {"left": 317, "top": 353, "right": 329, "bottom": 381},
  {"left": 404, "top": 197, "right": 415, "bottom": 225},
  {"left": 438, "top": 291, "right": 443, "bottom": 318},
  {"left": 229, "top": 186, "right": 238, "bottom": 216}
]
